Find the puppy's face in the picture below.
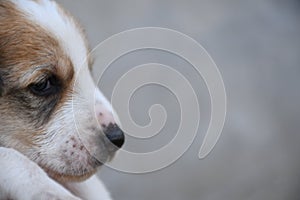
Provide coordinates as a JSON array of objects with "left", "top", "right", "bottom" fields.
[{"left": 0, "top": 0, "right": 124, "bottom": 182}]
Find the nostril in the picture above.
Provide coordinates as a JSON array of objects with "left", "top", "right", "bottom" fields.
[{"left": 104, "top": 123, "right": 125, "bottom": 148}]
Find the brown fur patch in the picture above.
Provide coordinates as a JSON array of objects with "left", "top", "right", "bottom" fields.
[
  {"left": 0, "top": 1, "right": 78, "bottom": 146},
  {"left": 0, "top": 1, "right": 74, "bottom": 89}
]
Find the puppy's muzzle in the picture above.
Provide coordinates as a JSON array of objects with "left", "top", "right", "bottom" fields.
[{"left": 104, "top": 123, "right": 125, "bottom": 148}]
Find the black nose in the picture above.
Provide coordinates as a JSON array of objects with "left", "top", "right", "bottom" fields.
[{"left": 104, "top": 124, "right": 125, "bottom": 148}]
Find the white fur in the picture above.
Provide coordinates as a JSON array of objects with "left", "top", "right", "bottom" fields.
[
  {"left": 0, "top": 147, "right": 80, "bottom": 200},
  {"left": 65, "top": 175, "right": 112, "bottom": 200},
  {"left": 0, "top": 147, "right": 111, "bottom": 199},
  {"left": 12, "top": 0, "right": 87, "bottom": 72}
]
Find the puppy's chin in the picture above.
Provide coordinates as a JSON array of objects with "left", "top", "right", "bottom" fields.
[{"left": 44, "top": 167, "right": 98, "bottom": 183}]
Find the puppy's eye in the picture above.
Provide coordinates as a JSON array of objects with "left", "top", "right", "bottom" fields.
[{"left": 29, "top": 76, "right": 58, "bottom": 96}]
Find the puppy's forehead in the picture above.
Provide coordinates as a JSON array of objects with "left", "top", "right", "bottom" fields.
[{"left": 12, "top": 0, "right": 89, "bottom": 73}]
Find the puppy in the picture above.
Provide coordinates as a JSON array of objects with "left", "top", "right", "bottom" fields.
[{"left": 0, "top": 0, "right": 124, "bottom": 199}]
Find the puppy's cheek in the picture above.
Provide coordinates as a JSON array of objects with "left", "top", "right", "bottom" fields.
[
  {"left": 61, "top": 136, "right": 87, "bottom": 163},
  {"left": 59, "top": 135, "right": 103, "bottom": 169},
  {"left": 77, "top": 129, "right": 112, "bottom": 162}
]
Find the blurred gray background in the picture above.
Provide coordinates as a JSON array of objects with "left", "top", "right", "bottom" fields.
[{"left": 57, "top": 0, "right": 300, "bottom": 200}]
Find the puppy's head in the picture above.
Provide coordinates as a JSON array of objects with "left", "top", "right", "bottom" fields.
[{"left": 0, "top": 0, "right": 124, "bottom": 182}]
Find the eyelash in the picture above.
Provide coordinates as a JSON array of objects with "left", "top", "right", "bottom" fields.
[{"left": 29, "top": 75, "right": 59, "bottom": 96}]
